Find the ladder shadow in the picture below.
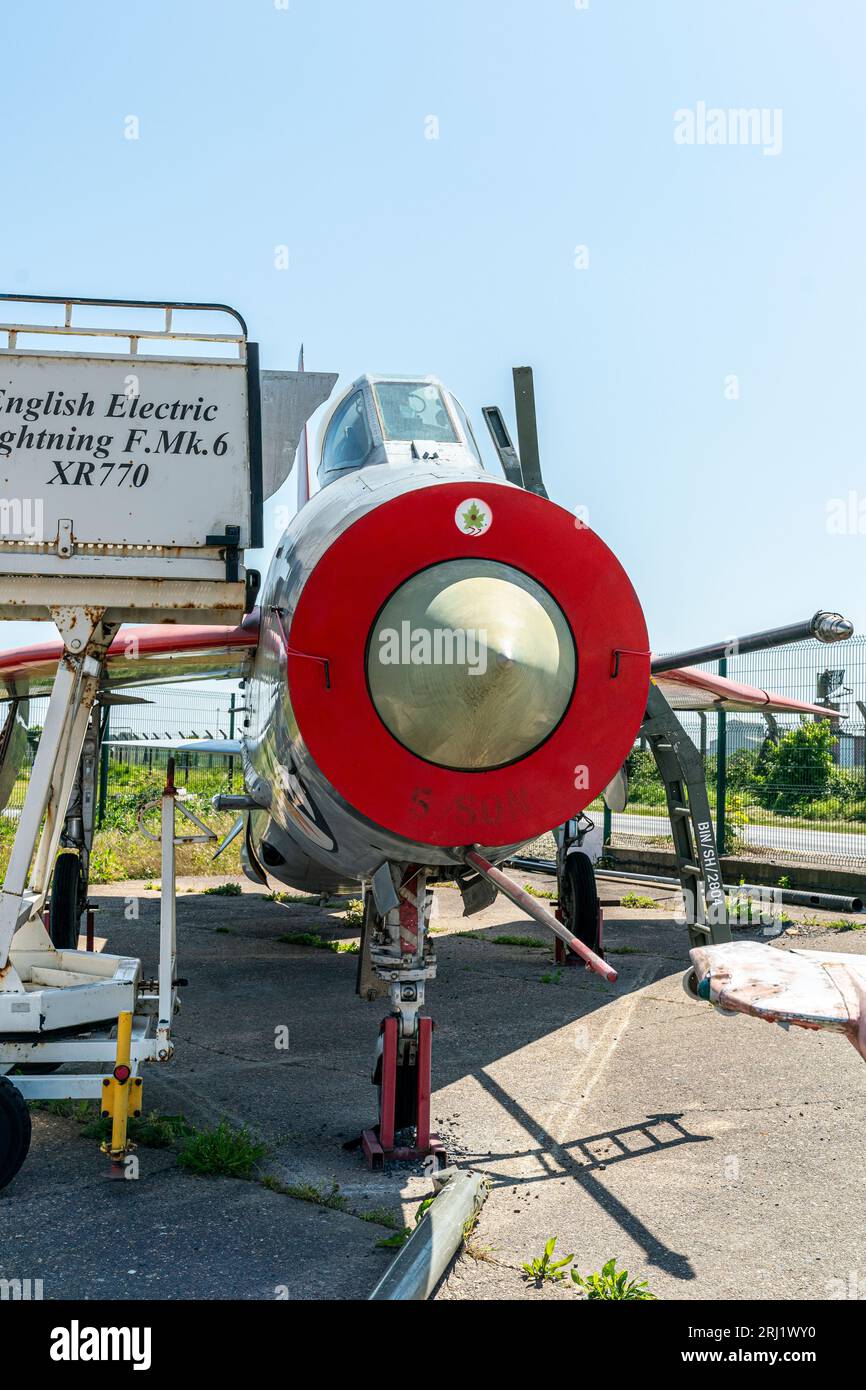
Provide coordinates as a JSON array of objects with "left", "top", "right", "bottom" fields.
[{"left": 472, "top": 1071, "right": 704, "bottom": 1281}]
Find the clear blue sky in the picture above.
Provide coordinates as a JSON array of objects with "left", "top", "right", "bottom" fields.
[{"left": 1, "top": 0, "right": 864, "bottom": 655}]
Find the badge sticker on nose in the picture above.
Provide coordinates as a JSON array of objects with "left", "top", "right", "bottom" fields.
[{"left": 455, "top": 498, "right": 492, "bottom": 536}]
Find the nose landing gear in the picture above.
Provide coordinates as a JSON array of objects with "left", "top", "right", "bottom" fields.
[{"left": 357, "top": 866, "right": 446, "bottom": 1170}]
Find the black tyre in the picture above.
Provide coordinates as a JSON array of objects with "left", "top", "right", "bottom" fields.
[
  {"left": 49, "top": 851, "right": 84, "bottom": 950},
  {"left": 0, "top": 1075, "right": 31, "bottom": 1190},
  {"left": 559, "top": 851, "right": 601, "bottom": 953}
]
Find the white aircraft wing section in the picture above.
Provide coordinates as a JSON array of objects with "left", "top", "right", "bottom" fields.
[{"left": 690, "top": 939, "right": 866, "bottom": 1038}]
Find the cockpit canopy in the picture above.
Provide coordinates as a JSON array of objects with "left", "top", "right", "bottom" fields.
[
  {"left": 373, "top": 380, "right": 457, "bottom": 444},
  {"left": 317, "top": 375, "right": 481, "bottom": 488}
]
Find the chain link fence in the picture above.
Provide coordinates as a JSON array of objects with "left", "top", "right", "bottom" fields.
[
  {"left": 2, "top": 687, "right": 242, "bottom": 836},
  {"left": 607, "top": 637, "right": 866, "bottom": 869}
]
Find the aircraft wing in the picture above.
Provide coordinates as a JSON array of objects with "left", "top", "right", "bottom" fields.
[
  {"left": 654, "top": 666, "right": 835, "bottom": 718},
  {"left": 0, "top": 616, "right": 834, "bottom": 717},
  {"left": 107, "top": 738, "right": 242, "bottom": 755},
  {"left": 0, "top": 611, "right": 260, "bottom": 700}
]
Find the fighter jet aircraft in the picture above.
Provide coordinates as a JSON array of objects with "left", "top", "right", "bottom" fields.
[{"left": 0, "top": 367, "right": 853, "bottom": 1163}]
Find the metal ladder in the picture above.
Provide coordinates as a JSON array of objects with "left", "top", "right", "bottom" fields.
[{"left": 641, "top": 684, "right": 731, "bottom": 949}]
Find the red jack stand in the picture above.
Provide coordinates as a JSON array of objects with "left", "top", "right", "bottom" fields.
[
  {"left": 362, "top": 1015, "right": 446, "bottom": 1170},
  {"left": 555, "top": 905, "right": 605, "bottom": 966}
]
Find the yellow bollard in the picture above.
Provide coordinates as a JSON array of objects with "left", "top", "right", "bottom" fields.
[{"left": 100, "top": 1010, "right": 142, "bottom": 1174}]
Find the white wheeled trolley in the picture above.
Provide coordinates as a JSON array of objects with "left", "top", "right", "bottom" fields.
[{"left": 0, "top": 294, "right": 259, "bottom": 1184}]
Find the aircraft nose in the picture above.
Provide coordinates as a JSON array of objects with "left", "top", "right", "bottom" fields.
[{"left": 366, "top": 558, "right": 576, "bottom": 770}]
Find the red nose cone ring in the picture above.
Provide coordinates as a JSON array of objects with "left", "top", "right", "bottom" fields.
[{"left": 288, "top": 480, "right": 649, "bottom": 849}]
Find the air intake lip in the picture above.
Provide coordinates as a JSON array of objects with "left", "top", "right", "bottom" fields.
[{"left": 285, "top": 478, "right": 649, "bottom": 848}]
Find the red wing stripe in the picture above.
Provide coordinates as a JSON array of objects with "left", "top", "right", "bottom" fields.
[
  {"left": 0, "top": 609, "right": 259, "bottom": 680},
  {"left": 657, "top": 665, "right": 832, "bottom": 717}
]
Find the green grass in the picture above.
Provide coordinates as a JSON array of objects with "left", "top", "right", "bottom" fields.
[
  {"left": 491, "top": 934, "right": 548, "bottom": 949},
  {"left": 176, "top": 1121, "right": 269, "bottom": 1179},
  {"left": 606, "top": 946, "right": 645, "bottom": 955},
  {"left": 277, "top": 931, "right": 358, "bottom": 954},
  {"left": 203, "top": 882, "right": 242, "bottom": 896},
  {"left": 572, "top": 1258, "right": 656, "bottom": 1300},
  {"left": 262, "top": 1177, "right": 348, "bottom": 1211},
  {"left": 82, "top": 1110, "right": 195, "bottom": 1148},
  {"left": 267, "top": 890, "right": 321, "bottom": 905},
  {"left": 373, "top": 1196, "right": 436, "bottom": 1248},
  {"left": 620, "top": 893, "right": 660, "bottom": 910},
  {"left": 359, "top": 1206, "right": 405, "bottom": 1230},
  {"left": 34, "top": 1100, "right": 196, "bottom": 1153},
  {"left": 523, "top": 883, "right": 557, "bottom": 900},
  {"left": 540, "top": 969, "right": 563, "bottom": 985},
  {"left": 65, "top": 810, "right": 246, "bottom": 884},
  {"left": 30, "top": 1099, "right": 95, "bottom": 1122},
  {"left": 343, "top": 898, "right": 365, "bottom": 926},
  {"left": 278, "top": 931, "right": 330, "bottom": 948},
  {"left": 522, "top": 1236, "right": 574, "bottom": 1284},
  {"left": 606, "top": 796, "right": 866, "bottom": 834}
]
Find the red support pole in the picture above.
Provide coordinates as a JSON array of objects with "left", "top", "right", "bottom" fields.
[
  {"left": 378, "top": 1015, "right": 398, "bottom": 1153},
  {"left": 415, "top": 1017, "right": 432, "bottom": 1152},
  {"left": 463, "top": 849, "right": 616, "bottom": 981},
  {"left": 556, "top": 908, "right": 604, "bottom": 967}
]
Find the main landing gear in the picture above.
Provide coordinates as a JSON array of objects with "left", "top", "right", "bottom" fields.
[{"left": 554, "top": 815, "right": 603, "bottom": 964}]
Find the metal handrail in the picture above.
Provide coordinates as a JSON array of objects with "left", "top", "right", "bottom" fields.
[{"left": 0, "top": 293, "right": 248, "bottom": 358}]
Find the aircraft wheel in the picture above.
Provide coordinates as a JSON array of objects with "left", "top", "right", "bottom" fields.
[
  {"left": 559, "top": 852, "right": 600, "bottom": 953},
  {"left": 0, "top": 1075, "right": 31, "bottom": 1190},
  {"left": 49, "top": 850, "right": 84, "bottom": 950}
]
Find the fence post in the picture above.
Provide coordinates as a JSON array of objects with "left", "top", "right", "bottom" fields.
[
  {"left": 715, "top": 657, "right": 727, "bottom": 856},
  {"left": 97, "top": 705, "right": 111, "bottom": 830},
  {"left": 603, "top": 802, "right": 612, "bottom": 847},
  {"left": 228, "top": 693, "right": 236, "bottom": 791}
]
